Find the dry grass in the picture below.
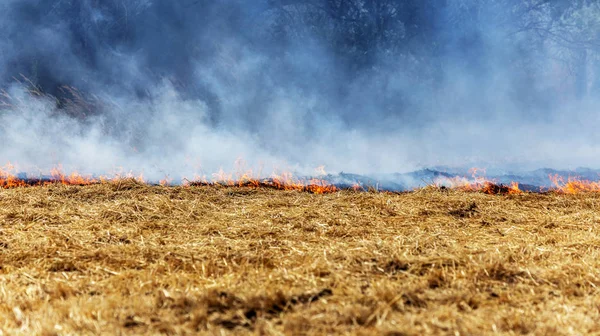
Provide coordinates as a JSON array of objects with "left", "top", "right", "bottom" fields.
[{"left": 1, "top": 181, "right": 600, "bottom": 335}]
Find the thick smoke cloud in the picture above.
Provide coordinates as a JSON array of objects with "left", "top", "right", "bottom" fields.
[{"left": 1, "top": 0, "right": 600, "bottom": 181}]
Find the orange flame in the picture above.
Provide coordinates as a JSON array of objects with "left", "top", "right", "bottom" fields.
[
  {"left": 4, "top": 162, "right": 600, "bottom": 195},
  {"left": 191, "top": 166, "right": 338, "bottom": 194},
  {"left": 434, "top": 169, "right": 521, "bottom": 195},
  {"left": 549, "top": 174, "right": 600, "bottom": 194},
  {"left": 1, "top": 164, "right": 147, "bottom": 189},
  {"left": 0, "top": 163, "right": 27, "bottom": 188},
  {"left": 0, "top": 161, "right": 338, "bottom": 194}
]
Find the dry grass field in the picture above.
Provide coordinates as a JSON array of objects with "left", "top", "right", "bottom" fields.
[{"left": 0, "top": 181, "right": 599, "bottom": 335}]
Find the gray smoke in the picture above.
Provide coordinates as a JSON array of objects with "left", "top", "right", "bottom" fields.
[{"left": 1, "top": 0, "right": 600, "bottom": 181}]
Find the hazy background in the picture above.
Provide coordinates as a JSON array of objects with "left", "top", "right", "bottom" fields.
[{"left": 1, "top": 0, "right": 600, "bottom": 180}]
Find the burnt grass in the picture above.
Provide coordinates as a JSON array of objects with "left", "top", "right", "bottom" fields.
[{"left": 0, "top": 182, "right": 599, "bottom": 335}]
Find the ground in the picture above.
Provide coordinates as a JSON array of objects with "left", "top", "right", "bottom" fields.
[{"left": 0, "top": 181, "right": 599, "bottom": 335}]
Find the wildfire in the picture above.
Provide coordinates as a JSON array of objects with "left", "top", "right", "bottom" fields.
[
  {"left": 50, "top": 165, "right": 99, "bottom": 185},
  {"left": 187, "top": 166, "right": 338, "bottom": 194},
  {"left": 434, "top": 168, "right": 522, "bottom": 195},
  {"left": 549, "top": 174, "right": 600, "bottom": 194},
  {"left": 3, "top": 162, "right": 600, "bottom": 195},
  {"left": 0, "top": 162, "right": 338, "bottom": 194},
  {"left": 0, "top": 163, "right": 27, "bottom": 188},
  {"left": 0, "top": 164, "right": 145, "bottom": 189}
]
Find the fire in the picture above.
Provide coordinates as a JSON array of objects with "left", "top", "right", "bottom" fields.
[
  {"left": 0, "top": 164, "right": 146, "bottom": 189},
  {"left": 3, "top": 161, "right": 600, "bottom": 195},
  {"left": 50, "top": 165, "right": 99, "bottom": 185},
  {"left": 0, "top": 161, "right": 338, "bottom": 194},
  {"left": 189, "top": 165, "right": 338, "bottom": 194},
  {"left": 549, "top": 174, "right": 600, "bottom": 194},
  {"left": 480, "top": 181, "right": 522, "bottom": 195},
  {"left": 437, "top": 170, "right": 600, "bottom": 195},
  {"left": 185, "top": 160, "right": 339, "bottom": 194},
  {"left": 0, "top": 163, "right": 27, "bottom": 188},
  {"left": 434, "top": 168, "right": 522, "bottom": 195}
]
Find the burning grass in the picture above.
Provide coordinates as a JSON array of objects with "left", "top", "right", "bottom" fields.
[
  {"left": 4, "top": 162, "right": 600, "bottom": 195},
  {"left": 1, "top": 163, "right": 340, "bottom": 194},
  {"left": 1, "top": 182, "right": 600, "bottom": 335}
]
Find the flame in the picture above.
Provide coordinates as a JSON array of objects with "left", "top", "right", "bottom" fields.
[
  {"left": 50, "top": 165, "right": 99, "bottom": 185},
  {"left": 434, "top": 169, "right": 522, "bottom": 195},
  {"left": 468, "top": 167, "right": 486, "bottom": 179},
  {"left": 0, "top": 161, "right": 337, "bottom": 194},
  {"left": 509, "top": 181, "right": 521, "bottom": 194},
  {"left": 437, "top": 170, "right": 600, "bottom": 195},
  {"left": 315, "top": 165, "right": 327, "bottom": 176},
  {"left": 352, "top": 182, "right": 364, "bottom": 192},
  {"left": 1, "top": 164, "right": 146, "bottom": 189},
  {"left": 549, "top": 174, "right": 600, "bottom": 193},
  {"left": 4, "top": 161, "right": 600, "bottom": 195},
  {"left": 191, "top": 166, "right": 338, "bottom": 194},
  {"left": 159, "top": 177, "right": 173, "bottom": 186},
  {"left": 0, "top": 163, "right": 27, "bottom": 188}
]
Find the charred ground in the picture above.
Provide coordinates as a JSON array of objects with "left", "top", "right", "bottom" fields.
[{"left": 0, "top": 183, "right": 599, "bottom": 335}]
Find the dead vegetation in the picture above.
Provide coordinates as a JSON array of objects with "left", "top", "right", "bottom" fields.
[{"left": 0, "top": 182, "right": 599, "bottom": 335}]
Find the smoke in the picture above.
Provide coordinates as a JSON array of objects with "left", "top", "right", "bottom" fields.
[{"left": 1, "top": 0, "right": 600, "bottom": 181}]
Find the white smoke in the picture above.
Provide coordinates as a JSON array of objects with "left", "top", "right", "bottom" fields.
[{"left": 1, "top": 1, "right": 600, "bottom": 182}]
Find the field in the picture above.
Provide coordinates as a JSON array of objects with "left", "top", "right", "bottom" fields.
[{"left": 0, "top": 182, "right": 599, "bottom": 335}]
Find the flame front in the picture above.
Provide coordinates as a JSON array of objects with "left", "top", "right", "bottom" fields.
[
  {"left": 0, "top": 163, "right": 27, "bottom": 188},
  {"left": 3, "top": 162, "right": 600, "bottom": 195},
  {"left": 193, "top": 166, "right": 338, "bottom": 194},
  {"left": 0, "top": 162, "right": 338, "bottom": 194},
  {"left": 549, "top": 174, "right": 600, "bottom": 193},
  {"left": 1, "top": 164, "right": 146, "bottom": 188},
  {"left": 434, "top": 168, "right": 522, "bottom": 195}
]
